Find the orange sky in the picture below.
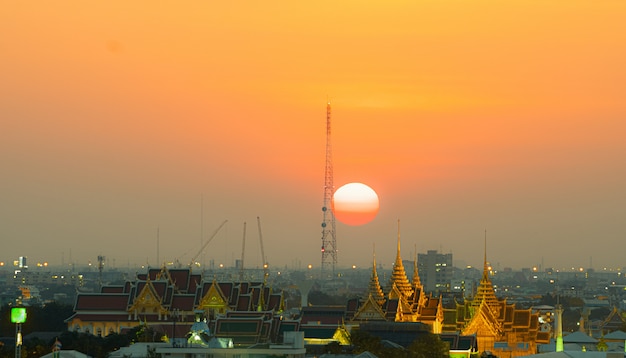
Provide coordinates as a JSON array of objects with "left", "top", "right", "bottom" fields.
[{"left": 2, "top": 1, "right": 626, "bottom": 272}]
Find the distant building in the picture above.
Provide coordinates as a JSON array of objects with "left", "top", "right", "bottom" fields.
[{"left": 418, "top": 250, "right": 452, "bottom": 294}]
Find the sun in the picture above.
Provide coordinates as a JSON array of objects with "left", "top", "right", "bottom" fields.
[{"left": 332, "top": 182, "right": 380, "bottom": 226}]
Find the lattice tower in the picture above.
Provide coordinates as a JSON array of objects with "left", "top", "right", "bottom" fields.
[{"left": 320, "top": 102, "right": 337, "bottom": 278}]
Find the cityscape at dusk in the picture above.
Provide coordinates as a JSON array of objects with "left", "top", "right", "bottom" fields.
[{"left": 2, "top": 1, "right": 626, "bottom": 272}]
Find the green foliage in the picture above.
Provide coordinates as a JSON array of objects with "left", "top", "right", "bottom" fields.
[
  {"left": 349, "top": 329, "right": 385, "bottom": 356},
  {"left": 589, "top": 307, "right": 611, "bottom": 321},
  {"left": 307, "top": 290, "right": 357, "bottom": 306},
  {"left": 348, "top": 329, "right": 450, "bottom": 358},
  {"left": 126, "top": 324, "right": 165, "bottom": 343},
  {"left": 103, "top": 332, "right": 131, "bottom": 353},
  {"left": 324, "top": 341, "right": 343, "bottom": 354},
  {"left": 407, "top": 333, "right": 449, "bottom": 358},
  {"left": 57, "top": 331, "right": 105, "bottom": 358}
]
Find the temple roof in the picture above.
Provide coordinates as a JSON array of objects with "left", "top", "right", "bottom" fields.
[
  {"left": 368, "top": 248, "right": 385, "bottom": 305},
  {"left": 563, "top": 331, "right": 599, "bottom": 343},
  {"left": 389, "top": 220, "right": 413, "bottom": 299},
  {"left": 471, "top": 234, "right": 500, "bottom": 311}
]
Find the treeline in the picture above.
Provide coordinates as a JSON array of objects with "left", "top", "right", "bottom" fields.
[
  {"left": 0, "top": 303, "right": 74, "bottom": 337},
  {"left": 311, "top": 330, "right": 454, "bottom": 358},
  {"left": 0, "top": 321, "right": 161, "bottom": 358}
]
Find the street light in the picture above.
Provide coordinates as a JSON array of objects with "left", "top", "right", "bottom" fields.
[{"left": 11, "top": 307, "right": 26, "bottom": 358}]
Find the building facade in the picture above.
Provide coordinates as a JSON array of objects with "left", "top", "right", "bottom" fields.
[{"left": 418, "top": 249, "right": 453, "bottom": 294}]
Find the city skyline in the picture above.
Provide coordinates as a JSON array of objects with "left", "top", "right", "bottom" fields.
[{"left": 2, "top": 2, "right": 626, "bottom": 271}]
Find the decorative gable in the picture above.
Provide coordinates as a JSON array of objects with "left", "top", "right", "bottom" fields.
[
  {"left": 197, "top": 279, "right": 229, "bottom": 313},
  {"left": 462, "top": 301, "right": 503, "bottom": 338},
  {"left": 353, "top": 294, "right": 386, "bottom": 322},
  {"left": 331, "top": 324, "right": 351, "bottom": 345},
  {"left": 128, "top": 280, "right": 168, "bottom": 318}
]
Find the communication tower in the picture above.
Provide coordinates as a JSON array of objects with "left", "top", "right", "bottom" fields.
[
  {"left": 97, "top": 255, "right": 105, "bottom": 289},
  {"left": 320, "top": 102, "right": 337, "bottom": 278}
]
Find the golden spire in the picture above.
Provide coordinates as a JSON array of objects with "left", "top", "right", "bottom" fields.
[
  {"left": 390, "top": 220, "right": 414, "bottom": 298},
  {"left": 368, "top": 243, "right": 385, "bottom": 305},
  {"left": 482, "top": 229, "right": 489, "bottom": 282},
  {"left": 412, "top": 244, "right": 422, "bottom": 290},
  {"left": 472, "top": 230, "right": 499, "bottom": 309}
]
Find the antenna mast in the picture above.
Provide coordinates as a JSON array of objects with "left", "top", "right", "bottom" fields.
[{"left": 320, "top": 101, "right": 337, "bottom": 278}]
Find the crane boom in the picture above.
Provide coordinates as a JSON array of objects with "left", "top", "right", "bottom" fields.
[
  {"left": 189, "top": 220, "right": 228, "bottom": 267},
  {"left": 240, "top": 222, "right": 246, "bottom": 281},
  {"left": 256, "top": 216, "right": 269, "bottom": 281}
]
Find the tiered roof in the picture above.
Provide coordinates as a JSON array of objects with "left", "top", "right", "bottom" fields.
[
  {"left": 67, "top": 265, "right": 289, "bottom": 345},
  {"left": 348, "top": 221, "right": 444, "bottom": 330},
  {"left": 388, "top": 221, "right": 414, "bottom": 300},
  {"left": 367, "top": 247, "right": 385, "bottom": 305},
  {"left": 441, "top": 235, "right": 550, "bottom": 355}
]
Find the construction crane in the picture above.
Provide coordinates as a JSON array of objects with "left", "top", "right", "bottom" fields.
[
  {"left": 189, "top": 220, "right": 228, "bottom": 268},
  {"left": 239, "top": 222, "right": 246, "bottom": 281},
  {"left": 256, "top": 216, "right": 269, "bottom": 282}
]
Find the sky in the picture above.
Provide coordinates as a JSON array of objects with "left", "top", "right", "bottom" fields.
[{"left": 2, "top": 1, "right": 626, "bottom": 273}]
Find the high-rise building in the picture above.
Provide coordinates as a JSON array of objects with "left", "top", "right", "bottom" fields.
[{"left": 417, "top": 250, "right": 452, "bottom": 294}]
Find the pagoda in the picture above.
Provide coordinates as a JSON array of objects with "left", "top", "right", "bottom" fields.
[
  {"left": 441, "top": 234, "right": 551, "bottom": 357},
  {"left": 350, "top": 221, "right": 444, "bottom": 332}
]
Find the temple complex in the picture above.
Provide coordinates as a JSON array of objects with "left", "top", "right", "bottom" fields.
[
  {"left": 441, "top": 237, "right": 551, "bottom": 357},
  {"left": 65, "top": 266, "right": 297, "bottom": 346},
  {"left": 348, "top": 222, "right": 444, "bottom": 332}
]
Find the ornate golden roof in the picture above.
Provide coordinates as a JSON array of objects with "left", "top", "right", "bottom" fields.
[
  {"left": 197, "top": 279, "right": 229, "bottom": 311},
  {"left": 471, "top": 234, "right": 500, "bottom": 312},
  {"left": 389, "top": 220, "right": 414, "bottom": 299},
  {"left": 368, "top": 246, "right": 386, "bottom": 306},
  {"left": 411, "top": 247, "right": 422, "bottom": 290}
]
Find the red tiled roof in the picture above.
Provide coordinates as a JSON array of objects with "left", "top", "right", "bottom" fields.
[
  {"left": 267, "top": 294, "right": 281, "bottom": 311},
  {"left": 218, "top": 282, "right": 233, "bottom": 299},
  {"left": 513, "top": 310, "right": 531, "bottom": 327},
  {"left": 69, "top": 313, "right": 130, "bottom": 322},
  {"left": 148, "top": 268, "right": 161, "bottom": 280},
  {"left": 75, "top": 294, "right": 129, "bottom": 311},
  {"left": 236, "top": 295, "right": 252, "bottom": 311},
  {"left": 170, "top": 294, "right": 196, "bottom": 311},
  {"left": 151, "top": 281, "right": 168, "bottom": 298},
  {"left": 101, "top": 286, "right": 125, "bottom": 293},
  {"left": 188, "top": 274, "right": 201, "bottom": 293},
  {"left": 228, "top": 285, "right": 239, "bottom": 306},
  {"left": 168, "top": 269, "right": 191, "bottom": 291}
]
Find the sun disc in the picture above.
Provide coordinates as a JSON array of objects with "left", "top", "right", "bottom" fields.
[{"left": 332, "top": 182, "right": 379, "bottom": 226}]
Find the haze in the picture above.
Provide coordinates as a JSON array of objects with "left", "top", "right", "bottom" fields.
[{"left": 2, "top": 1, "right": 625, "bottom": 272}]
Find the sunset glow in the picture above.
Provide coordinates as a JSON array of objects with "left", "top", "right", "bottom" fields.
[{"left": 1, "top": 1, "right": 626, "bottom": 269}]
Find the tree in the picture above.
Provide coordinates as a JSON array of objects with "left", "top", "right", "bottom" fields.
[
  {"left": 103, "top": 333, "right": 131, "bottom": 353},
  {"left": 349, "top": 329, "right": 384, "bottom": 356},
  {"left": 407, "top": 333, "right": 448, "bottom": 358},
  {"left": 325, "top": 341, "right": 343, "bottom": 354}
]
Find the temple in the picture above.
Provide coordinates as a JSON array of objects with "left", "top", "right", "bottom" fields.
[
  {"left": 300, "top": 225, "right": 551, "bottom": 357},
  {"left": 66, "top": 228, "right": 553, "bottom": 356},
  {"left": 347, "top": 221, "right": 444, "bottom": 330},
  {"left": 65, "top": 266, "right": 297, "bottom": 346},
  {"left": 440, "top": 235, "right": 551, "bottom": 357}
]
